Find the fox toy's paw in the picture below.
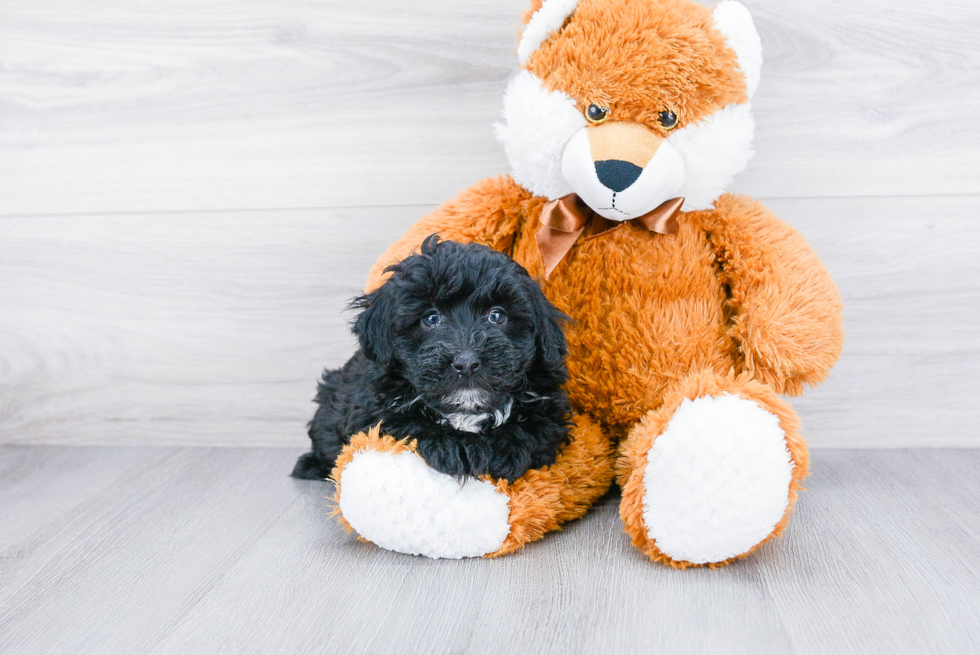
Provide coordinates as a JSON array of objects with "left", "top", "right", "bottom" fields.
[
  {"left": 331, "top": 429, "right": 511, "bottom": 559},
  {"left": 331, "top": 416, "right": 615, "bottom": 559},
  {"left": 617, "top": 371, "right": 809, "bottom": 568}
]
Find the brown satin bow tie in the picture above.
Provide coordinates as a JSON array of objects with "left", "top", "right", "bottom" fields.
[{"left": 536, "top": 194, "right": 685, "bottom": 277}]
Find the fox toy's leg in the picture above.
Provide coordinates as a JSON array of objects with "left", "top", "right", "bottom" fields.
[
  {"left": 330, "top": 415, "right": 615, "bottom": 559},
  {"left": 617, "top": 370, "right": 809, "bottom": 568}
]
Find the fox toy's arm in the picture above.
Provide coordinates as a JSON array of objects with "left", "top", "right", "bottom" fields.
[
  {"left": 365, "top": 176, "right": 534, "bottom": 293},
  {"left": 707, "top": 194, "right": 844, "bottom": 396}
]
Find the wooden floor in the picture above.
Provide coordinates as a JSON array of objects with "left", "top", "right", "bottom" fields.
[{"left": 1, "top": 447, "right": 978, "bottom": 654}]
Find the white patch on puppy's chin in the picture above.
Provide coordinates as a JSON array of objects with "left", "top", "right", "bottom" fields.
[
  {"left": 443, "top": 412, "right": 491, "bottom": 434},
  {"left": 440, "top": 398, "right": 513, "bottom": 434},
  {"left": 443, "top": 388, "right": 489, "bottom": 412}
]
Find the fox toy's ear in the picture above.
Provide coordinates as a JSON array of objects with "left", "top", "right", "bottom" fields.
[
  {"left": 518, "top": 0, "right": 581, "bottom": 64},
  {"left": 713, "top": 1, "right": 763, "bottom": 99},
  {"left": 351, "top": 287, "right": 396, "bottom": 367}
]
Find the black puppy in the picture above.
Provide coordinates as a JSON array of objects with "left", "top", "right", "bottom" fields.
[{"left": 292, "top": 236, "right": 572, "bottom": 483}]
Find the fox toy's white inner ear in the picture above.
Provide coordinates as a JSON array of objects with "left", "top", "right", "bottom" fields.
[
  {"left": 518, "top": 0, "right": 582, "bottom": 64},
  {"left": 712, "top": 1, "right": 763, "bottom": 99}
]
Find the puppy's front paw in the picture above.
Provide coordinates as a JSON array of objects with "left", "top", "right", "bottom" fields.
[{"left": 332, "top": 427, "right": 511, "bottom": 559}]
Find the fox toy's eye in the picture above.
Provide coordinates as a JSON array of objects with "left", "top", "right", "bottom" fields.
[
  {"left": 658, "top": 110, "right": 678, "bottom": 131},
  {"left": 487, "top": 308, "right": 507, "bottom": 325},
  {"left": 421, "top": 310, "right": 441, "bottom": 328},
  {"left": 585, "top": 103, "right": 608, "bottom": 125}
]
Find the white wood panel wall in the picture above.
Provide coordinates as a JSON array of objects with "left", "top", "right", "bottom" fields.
[{"left": 1, "top": 0, "right": 978, "bottom": 447}]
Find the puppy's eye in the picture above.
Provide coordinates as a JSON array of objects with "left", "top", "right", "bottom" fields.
[
  {"left": 658, "top": 110, "right": 678, "bottom": 131},
  {"left": 585, "top": 103, "right": 608, "bottom": 125},
  {"left": 487, "top": 308, "right": 507, "bottom": 325},
  {"left": 421, "top": 310, "right": 441, "bottom": 328}
]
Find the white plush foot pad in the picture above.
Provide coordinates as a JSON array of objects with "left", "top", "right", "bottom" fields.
[
  {"left": 338, "top": 449, "right": 511, "bottom": 559},
  {"left": 642, "top": 394, "right": 793, "bottom": 564}
]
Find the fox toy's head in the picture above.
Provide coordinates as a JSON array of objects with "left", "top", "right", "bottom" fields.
[{"left": 495, "top": 0, "right": 761, "bottom": 219}]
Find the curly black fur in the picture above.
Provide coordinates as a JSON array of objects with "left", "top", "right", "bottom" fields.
[{"left": 292, "top": 236, "right": 572, "bottom": 483}]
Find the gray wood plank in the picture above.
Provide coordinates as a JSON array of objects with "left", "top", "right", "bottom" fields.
[
  {"left": 0, "top": 206, "right": 408, "bottom": 447},
  {"left": 3, "top": 447, "right": 977, "bottom": 654},
  {"left": 467, "top": 494, "right": 794, "bottom": 655},
  {"left": 0, "top": 447, "right": 179, "bottom": 588},
  {"left": 147, "top": 449, "right": 980, "bottom": 655},
  {"left": 152, "top": 479, "right": 499, "bottom": 655},
  {"left": 1, "top": 0, "right": 978, "bottom": 216},
  {"left": 156, "top": 490, "right": 794, "bottom": 655},
  {"left": 1, "top": 195, "right": 977, "bottom": 448},
  {"left": 757, "top": 450, "right": 980, "bottom": 655},
  {"left": 0, "top": 447, "right": 302, "bottom": 655}
]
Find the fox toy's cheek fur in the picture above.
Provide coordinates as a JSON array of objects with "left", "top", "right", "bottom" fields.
[
  {"left": 668, "top": 102, "right": 755, "bottom": 211},
  {"left": 495, "top": 0, "right": 762, "bottom": 214},
  {"left": 494, "top": 71, "right": 585, "bottom": 201}
]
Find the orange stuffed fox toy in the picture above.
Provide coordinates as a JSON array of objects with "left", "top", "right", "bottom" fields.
[{"left": 329, "top": 0, "right": 843, "bottom": 567}]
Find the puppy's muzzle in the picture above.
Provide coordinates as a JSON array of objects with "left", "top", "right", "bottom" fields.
[
  {"left": 443, "top": 387, "right": 490, "bottom": 412},
  {"left": 451, "top": 351, "right": 480, "bottom": 375}
]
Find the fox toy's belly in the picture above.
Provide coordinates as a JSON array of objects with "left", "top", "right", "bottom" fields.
[{"left": 516, "top": 216, "right": 736, "bottom": 439}]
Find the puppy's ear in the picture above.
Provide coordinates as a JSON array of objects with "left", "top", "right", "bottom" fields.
[
  {"left": 526, "top": 279, "right": 568, "bottom": 375},
  {"left": 419, "top": 233, "right": 442, "bottom": 256},
  {"left": 350, "top": 286, "right": 395, "bottom": 367}
]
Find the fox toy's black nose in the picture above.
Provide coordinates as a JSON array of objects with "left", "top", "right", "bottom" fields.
[
  {"left": 595, "top": 159, "right": 643, "bottom": 192},
  {"left": 451, "top": 352, "right": 481, "bottom": 374}
]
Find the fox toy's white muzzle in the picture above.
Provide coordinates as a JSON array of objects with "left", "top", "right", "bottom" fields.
[{"left": 561, "top": 124, "right": 686, "bottom": 221}]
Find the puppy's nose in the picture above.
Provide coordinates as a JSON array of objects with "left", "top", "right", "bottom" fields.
[
  {"left": 451, "top": 352, "right": 481, "bottom": 375},
  {"left": 594, "top": 159, "right": 643, "bottom": 192}
]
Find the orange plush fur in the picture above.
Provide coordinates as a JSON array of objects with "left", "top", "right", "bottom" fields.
[
  {"left": 338, "top": 0, "right": 843, "bottom": 566},
  {"left": 367, "top": 185, "right": 842, "bottom": 436},
  {"left": 525, "top": 0, "right": 748, "bottom": 133}
]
